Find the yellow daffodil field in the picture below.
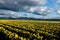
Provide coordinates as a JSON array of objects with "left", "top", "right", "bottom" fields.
[{"left": 0, "top": 20, "right": 60, "bottom": 40}]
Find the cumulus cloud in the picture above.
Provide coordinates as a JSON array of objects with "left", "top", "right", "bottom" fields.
[
  {"left": 0, "top": 0, "right": 47, "bottom": 17},
  {"left": 0, "top": 0, "right": 47, "bottom": 11},
  {"left": 23, "top": 6, "right": 52, "bottom": 15},
  {"left": 23, "top": 6, "right": 37, "bottom": 13},
  {"left": 0, "top": 0, "right": 49, "bottom": 18},
  {"left": 57, "top": 9, "right": 60, "bottom": 14},
  {"left": 34, "top": 7, "right": 52, "bottom": 15},
  {"left": 0, "top": 9, "right": 20, "bottom": 18}
]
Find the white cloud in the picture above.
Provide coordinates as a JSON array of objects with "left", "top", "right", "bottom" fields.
[
  {"left": 0, "top": 9, "right": 20, "bottom": 18},
  {"left": 57, "top": 9, "right": 60, "bottom": 14},
  {"left": 23, "top": 6, "right": 52, "bottom": 15},
  {"left": 35, "top": 7, "right": 48, "bottom": 14},
  {"left": 35, "top": 7, "right": 52, "bottom": 15},
  {"left": 23, "top": 6, "right": 37, "bottom": 13}
]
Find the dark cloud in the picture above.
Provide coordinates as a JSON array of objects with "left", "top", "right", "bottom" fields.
[
  {"left": 0, "top": 0, "right": 47, "bottom": 11},
  {"left": 0, "top": 0, "right": 53, "bottom": 18}
]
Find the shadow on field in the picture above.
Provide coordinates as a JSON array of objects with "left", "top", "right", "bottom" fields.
[{"left": 0, "top": 32, "right": 10, "bottom": 40}]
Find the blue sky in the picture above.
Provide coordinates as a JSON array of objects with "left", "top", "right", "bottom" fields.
[{"left": 0, "top": 0, "right": 60, "bottom": 19}]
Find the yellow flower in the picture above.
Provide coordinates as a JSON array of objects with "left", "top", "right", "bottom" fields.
[{"left": 15, "top": 33, "right": 19, "bottom": 39}]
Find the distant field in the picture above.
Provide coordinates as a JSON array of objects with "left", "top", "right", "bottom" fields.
[
  {"left": 0, "top": 20, "right": 60, "bottom": 23},
  {"left": 0, "top": 20, "right": 60, "bottom": 40}
]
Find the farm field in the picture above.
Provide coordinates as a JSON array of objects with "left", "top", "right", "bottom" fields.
[{"left": 0, "top": 20, "right": 60, "bottom": 40}]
